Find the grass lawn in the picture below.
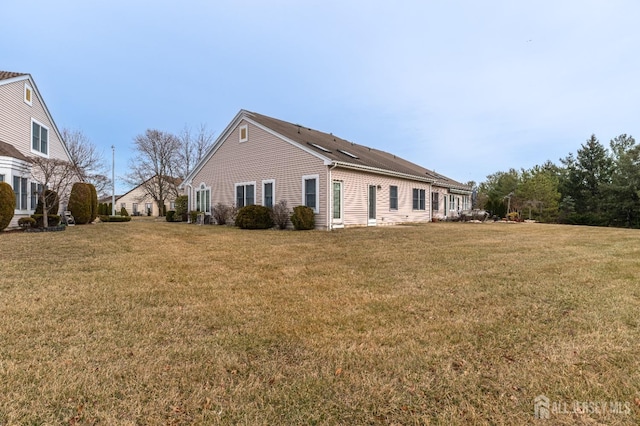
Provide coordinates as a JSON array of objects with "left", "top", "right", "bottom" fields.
[{"left": 1, "top": 220, "right": 640, "bottom": 425}]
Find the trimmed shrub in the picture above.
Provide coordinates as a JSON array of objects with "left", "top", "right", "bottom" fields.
[
  {"left": 31, "top": 214, "right": 61, "bottom": 228},
  {"left": 88, "top": 184, "right": 98, "bottom": 223},
  {"left": 108, "top": 202, "right": 113, "bottom": 215},
  {"left": 175, "top": 195, "right": 188, "bottom": 221},
  {"left": 68, "top": 182, "right": 93, "bottom": 224},
  {"left": 99, "top": 215, "right": 132, "bottom": 222},
  {"left": 291, "top": 205, "right": 315, "bottom": 230},
  {"left": 235, "top": 205, "right": 274, "bottom": 229},
  {"left": 212, "top": 203, "right": 232, "bottom": 225},
  {"left": 189, "top": 210, "right": 200, "bottom": 223},
  {"left": 18, "top": 217, "right": 36, "bottom": 229},
  {"left": 271, "top": 200, "right": 290, "bottom": 230},
  {"left": 166, "top": 210, "right": 176, "bottom": 222},
  {"left": 34, "top": 190, "right": 59, "bottom": 215},
  {"left": 120, "top": 206, "right": 129, "bottom": 216},
  {"left": 0, "top": 182, "right": 15, "bottom": 231}
]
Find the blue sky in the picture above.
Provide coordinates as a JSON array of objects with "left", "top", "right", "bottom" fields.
[{"left": 3, "top": 1, "right": 639, "bottom": 193}]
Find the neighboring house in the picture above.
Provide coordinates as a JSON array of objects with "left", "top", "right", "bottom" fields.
[
  {"left": 0, "top": 71, "right": 76, "bottom": 228},
  {"left": 117, "top": 176, "right": 181, "bottom": 216},
  {"left": 183, "top": 110, "right": 472, "bottom": 230}
]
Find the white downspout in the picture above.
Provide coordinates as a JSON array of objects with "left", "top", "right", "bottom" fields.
[
  {"left": 327, "top": 162, "right": 338, "bottom": 231},
  {"left": 185, "top": 182, "right": 193, "bottom": 222}
]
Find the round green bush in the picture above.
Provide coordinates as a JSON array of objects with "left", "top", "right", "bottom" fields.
[
  {"left": 88, "top": 184, "right": 98, "bottom": 223},
  {"left": 291, "top": 205, "right": 315, "bottom": 230},
  {"left": 18, "top": 217, "right": 36, "bottom": 228},
  {"left": 31, "top": 214, "right": 61, "bottom": 228},
  {"left": 0, "top": 182, "right": 16, "bottom": 231},
  {"left": 68, "top": 182, "right": 92, "bottom": 224},
  {"left": 235, "top": 205, "right": 274, "bottom": 229},
  {"left": 166, "top": 210, "right": 176, "bottom": 222}
]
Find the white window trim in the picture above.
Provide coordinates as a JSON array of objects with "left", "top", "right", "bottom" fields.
[
  {"left": 262, "top": 179, "right": 275, "bottom": 207},
  {"left": 389, "top": 185, "right": 398, "bottom": 211},
  {"left": 30, "top": 118, "right": 49, "bottom": 157},
  {"left": 235, "top": 181, "right": 257, "bottom": 207},
  {"left": 301, "top": 174, "right": 320, "bottom": 213},
  {"left": 239, "top": 124, "right": 248, "bottom": 143},
  {"left": 196, "top": 182, "right": 212, "bottom": 213},
  {"left": 24, "top": 83, "right": 33, "bottom": 106}
]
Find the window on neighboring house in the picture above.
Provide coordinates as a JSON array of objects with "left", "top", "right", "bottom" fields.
[
  {"left": 132, "top": 203, "right": 138, "bottom": 215},
  {"left": 263, "top": 180, "right": 274, "bottom": 208},
  {"left": 412, "top": 188, "right": 426, "bottom": 210},
  {"left": 302, "top": 175, "right": 319, "bottom": 212},
  {"left": 121, "top": 202, "right": 126, "bottom": 209},
  {"left": 196, "top": 184, "right": 211, "bottom": 213},
  {"left": 389, "top": 185, "right": 398, "bottom": 210},
  {"left": 145, "top": 203, "right": 152, "bottom": 215},
  {"left": 30, "top": 182, "right": 43, "bottom": 210},
  {"left": 24, "top": 83, "right": 33, "bottom": 106},
  {"left": 13, "top": 176, "right": 28, "bottom": 210},
  {"left": 431, "top": 192, "right": 439, "bottom": 211},
  {"left": 32, "top": 119, "right": 48, "bottom": 155},
  {"left": 0, "top": 174, "right": 4, "bottom": 182},
  {"left": 239, "top": 124, "right": 248, "bottom": 142},
  {"left": 450, "top": 194, "right": 456, "bottom": 212},
  {"left": 235, "top": 182, "right": 255, "bottom": 207},
  {"left": 170, "top": 201, "right": 175, "bottom": 210}
]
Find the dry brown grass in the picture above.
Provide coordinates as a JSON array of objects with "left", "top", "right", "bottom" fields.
[{"left": 1, "top": 219, "right": 640, "bottom": 425}]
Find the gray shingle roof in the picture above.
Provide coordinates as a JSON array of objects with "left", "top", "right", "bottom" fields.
[
  {"left": 0, "top": 140, "right": 29, "bottom": 161},
  {"left": 245, "top": 111, "right": 471, "bottom": 191}
]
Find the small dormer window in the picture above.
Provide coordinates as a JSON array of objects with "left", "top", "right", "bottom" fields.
[
  {"left": 24, "top": 83, "right": 33, "bottom": 106},
  {"left": 239, "top": 124, "right": 248, "bottom": 142}
]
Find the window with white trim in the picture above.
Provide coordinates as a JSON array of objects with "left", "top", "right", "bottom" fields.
[
  {"left": 262, "top": 179, "right": 275, "bottom": 208},
  {"left": 32, "top": 119, "right": 48, "bottom": 155},
  {"left": 0, "top": 174, "right": 4, "bottom": 182},
  {"left": 239, "top": 124, "right": 248, "bottom": 142},
  {"left": 235, "top": 182, "right": 255, "bottom": 207},
  {"left": 389, "top": 185, "right": 398, "bottom": 210},
  {"left": 196, "top": 183, "right": 211, "bottom": 213},
  {"left": 132, "top": 203, "right": 138, "bottom": 215},
  {"left": 30, "top": 182, "right": 43, "bottom": 210},
  {"left": 24, "top": 83, "right": 33, "bottom": 106},
  {"left": 302, "top": 175, "right": 319, "bottom": 212},
  {"left": 413, "top": 188, "right": 426, "bottom": 210},
  {"left": 145, "top": 203, "right": 152, "bottom": 215},
  {"left": 13, "top": 176, "right": 28, "bottom": 210},
  {"left": 431, "top": 192, "right": 439, "bottom": 211}
]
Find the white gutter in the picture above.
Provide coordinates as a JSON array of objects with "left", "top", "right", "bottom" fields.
[{"left": 331, "top": 161, "right": 435, "bottom": 184}]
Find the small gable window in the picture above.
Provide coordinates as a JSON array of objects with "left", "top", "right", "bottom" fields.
[
  {"left": 239, "top": 125, "right": 248, "bottom": 142},
  {"left": 24, "top": 83, "right": 33, "bottom": 106}
]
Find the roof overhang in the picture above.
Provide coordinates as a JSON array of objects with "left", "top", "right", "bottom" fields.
[{"left": 331, "top": 161, "right": 435, "bottom": 184}]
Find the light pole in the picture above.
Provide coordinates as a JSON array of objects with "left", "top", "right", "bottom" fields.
[{"left": 111, "top": 145, "right": 115, "bottom": 215}]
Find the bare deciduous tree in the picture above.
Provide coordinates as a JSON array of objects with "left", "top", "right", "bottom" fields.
[
  {"left": 62, "top": 128, "right": 111, "bottom": 196},
  {"left": 29, "top": 156, "right": 78, "bottom": 228},
  {"left": 126, "top": 129, "right": 181, "bottom": 216},
  {"left": 177, "top": 124, "right": 215, "bottom": 179}
]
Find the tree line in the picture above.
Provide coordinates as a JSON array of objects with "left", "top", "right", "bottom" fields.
[{"left": 476, "top": 134, "right": 640, "bottom": 228}]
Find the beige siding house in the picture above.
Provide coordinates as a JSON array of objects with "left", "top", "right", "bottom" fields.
[
  {"left": 0, "top": 71, "right": 75, "bottom": 227},
  {"left": 183, "top": 110, "right": 472, "bottom": 230},
  {"left": 117, "top": 177, "right": 181, "bottom": 216}
]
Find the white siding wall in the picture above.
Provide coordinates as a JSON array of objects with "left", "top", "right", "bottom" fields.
[
  {"left": 190, "top": 120, "right": 328, "bottom": 228},
  {"left": 331, "top": 168, "right": 432, "bottom": 227}
]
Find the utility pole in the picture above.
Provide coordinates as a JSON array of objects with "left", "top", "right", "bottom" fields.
[{"left": 112, "top": 145, "right": 115, "bottom": 215}]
